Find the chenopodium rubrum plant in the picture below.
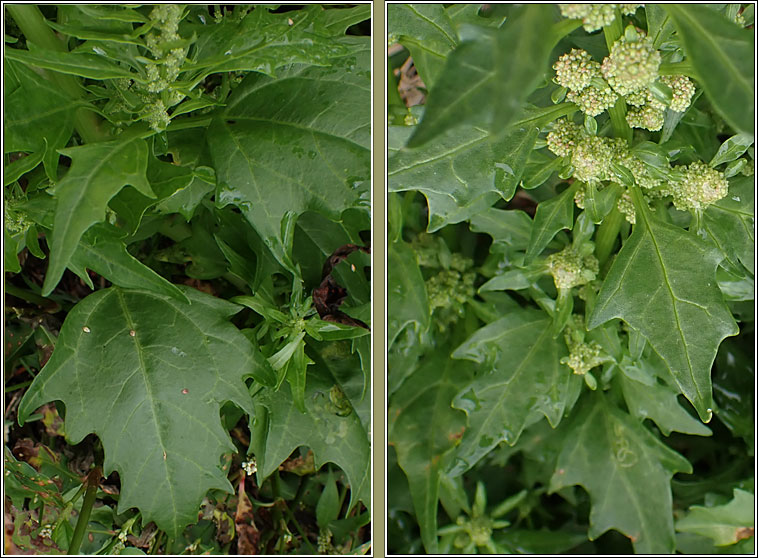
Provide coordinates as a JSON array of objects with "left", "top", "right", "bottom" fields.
[
  {"left": 388, "top": 3, "right": 753, "bottom": 555},
  {"left": 6, "top": 3, "right": 371, "bottom": 542}
]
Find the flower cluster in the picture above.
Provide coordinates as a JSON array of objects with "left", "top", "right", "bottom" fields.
[
  {"left": 558, "top": 4, "right": 642, "bottom": 33},
  {"left": 546, "top": 118, "right": 583, "bottom": 157},
  {"left": 668, "top": 161, "right": 729, "bottom": 211},
  {"left": 660, "top": 75, "right": 696, "bottom": 113},
  {"left": 139, "top": 4, "right": 188, "bottom": 131},
  {"left": 571, "top": 135, "right": 622, "bottom": 183},
  {"left": 553, "top": 26, "right": 696, "bottom": 124},
  {"left": 553, "top": 49, "right": 617, "bottom": 116},
  {"left": 547, "top": 245, "right": 599, "bottom": 290},
  {"left": 601, "top": 31, "right": 661, "bottom": 96},
  {"left": 426, "top": 258, "right": 476, "bottom": 333},
  {"left": 560, "top": 315, "right": 609, "bottom": 379}
]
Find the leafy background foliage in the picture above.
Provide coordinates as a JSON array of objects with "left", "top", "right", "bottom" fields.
[
  {"left": 5, "top": 4, "right": 370, "bottom": 554},
  {"left": 388, "top": 3, "right": 754, "bottom": 555}
]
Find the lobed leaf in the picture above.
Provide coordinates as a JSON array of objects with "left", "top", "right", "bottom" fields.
[
  {"left": 549, "top": 394, "right": 693, "bottom": 553},
  {"left": 4, "top": 60, "right": 80, "bottom": 181},
  {"left": 702, "top": 175, "right": 754, "bottom": 275},
  {"left": 17, "top": 286, "right": 275, "bottom": 538},
  {"left": 387, "top": 3, "right": 457, "bottom": 86},
  {"left": 408, "top": 4, "right": 554, "bottom": 147},
  {"left": 208, "top": 42, "right": 370, "bottom": 274},
  {"left": 389, "top": 125, "right": 517, "bottom": 231},
  {"left": 588, "top": 188, "right": 739, "bottom": 421},
  {"left": 526, "top": 183, "right": 578, "bottom": 261},
  {"left": 252, "top": 356, "right": 370, "bottom": 510},
  {"left": 664, "top": 4, "right": 754, "bottom": 134},
  {"left": 388, "top": 241, "right": 430, "bottom": 347},
  {"left": 389, "top": 352, "right": 474, "bottom": 554},
  {"left": 450, "top": 308, "right": 581, "bottom": 476},
  {"left": 42, "top": 138, "right": 154, "bottom": 296},
  {"left": 675, "top": 488, "right": 754, "bottom": 547}
]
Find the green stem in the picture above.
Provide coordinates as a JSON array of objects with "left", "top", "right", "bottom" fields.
[
  {"left": 603, "top": 7, "right": 624, "bottom": 52},
  {"left": 659, "top": 61, "right": 694, "bottom": 77},
  {"left": 5, "top": 380, "right": 32, "bottom": 393},
  {"left": 7, "top": 5, "right": 107, "bottom": 144},
  {"left": 595, "top": 206, "right": 624, "bottom": 267},
  {"left": 608, "top": 96, "right": 633, "bottom": 145},
  {"left": 4, "top": 282, "right": 54, "bottom": 307},
  {"left": 68, "top": 470, "right": 99, "bottom": 555},
  {"left": 166, "top": 116, "right": 213, "bottom": 132}
]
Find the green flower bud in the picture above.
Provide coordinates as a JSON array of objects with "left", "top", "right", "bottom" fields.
[
  {"left": 547, "top": 246, "right": 599, "bottom": 290},
  {"left": 566, "top": 80, "right": 618, "bottom": 116},
  {"left": 669, "top": 161, "right": 729, "bottom": 211},
  {"left": 660, "top": 75, "right": 695, "bottom": 112},
  {"left": 626, "top": 104, "right": 665, "bottom": 131},
  {"left": 571, "top": 135, "right": 616, "bottom": 183},
  {"left": 617, "top": 190, "right": 636, "bottom": 224},
  {"left": 546, "top": 118, "right": 583, "bottom": 157},
  {"left": 602, "top": 32, "right": 661, "bottom": 96},
  {"left": 558, "top": 4, "right": 617, "bottom": 33},
  {"left": 553, "top": 49, "right": 600, "bottom": 92},
  {"left": 560, "top": 314, "right": 609, "bottom": 376}
]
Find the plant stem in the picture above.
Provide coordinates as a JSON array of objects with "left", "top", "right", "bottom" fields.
[
  {"left": 608, "top": 97, "right": 633, "bottom": 145},
  {"left": 603, "top": 7, "right": 624, "bottom": 52},
  {"left": 595, "top": 206, "right": 624, "bottom": 267},
  {"left": 659, "top": 61, "right": 694, "bottom": 77},
  {"left": 166, "top": 116, "right": 213, "bottom": 132},
  {"left": 68, "top": 468, "right": 100, "bottom": 555},
  {"left": 7, "top": 5, "right": 107, "bottom": 144}
]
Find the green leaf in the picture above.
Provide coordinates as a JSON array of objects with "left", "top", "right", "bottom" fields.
[
  {"left": 389, "top": 353, "right": 474, "bottom": 554},
  {"left": 549, "top": 394, "right": 693, "bottom": 553},
  {"left": 45, "top": 20, "right": 147, "bottom": 45},
  {"left": 450, "top": 308, "right": 581, "bottom": 476},
  {"left": 663, "top": 5, "right": 754, "bottom": 134},
  {"left": 4, "top": 60, "right": 80, "bottom": 181},
  {"left": 321, "top": 5, "right": 371, "bottom": 35},
  {"left": 188, "top": 6, "right": 350, "bottom": 77},
  {"left": 42, "top": 138, "right": 154, "bottom": 296},
  {"left": 388, "top": 241, "right": 430, "bottom": 347},
  {"left": 70, "top": 224, "right": 188, "bottom": 303},
  {"left": 5, "top": 45, "right": 138, "bottom": 80},
  {"left": 388, "top": 125, "right": 515, "bottom": 231},
  {"left": 408, "top": 4, "right": 554, "bottom": 147},
  {"left": 74, "top": 5, "right": 149, "bottom": 23},
  {"left": 4, "top": 150, "right": 44, "bottom": 186},
  {"left": 387, "top": 4, "right": 457, "bottom": 86},
  {"left": 526, "top": 183, "right": 578, "bottom": 261},
  {"left": 676, "top": 489, "right": 754, "bottom": 546},
  {"left": 251, "top": 359, "right": 370, "bottom": 510},
  {"left": 469, "top": 208, "right": 533, "bottom": 251},
  {"left": 154, "top": 168, "right": 216, "bottom": 222},
  {"left": 710, "top": 133, "right": 754, "bottom": 167},
  {"left": 584, "top": 182, "right": 622, "bottom": 224},
  {"left": 316, "top": 470, "right": 340, "bottom": 529},
  {"left": 702, "top": 176, "right": 754, "bottom": 275},
  {"left": 620, "top": 374, "right": 712, "bottom": 436},
  {"left": 17, "top": 286, "right": 274, "bottom": 538},
  {"left": 207, "top": 43, "right": 370, "bottom": 274},
  {"left": 588, "top": 188, "right": 738, "bottom": 420}
]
